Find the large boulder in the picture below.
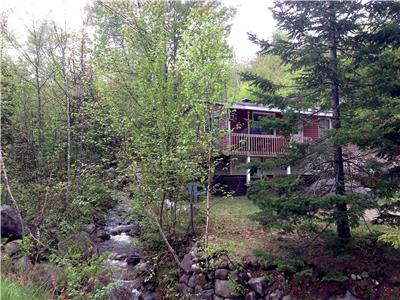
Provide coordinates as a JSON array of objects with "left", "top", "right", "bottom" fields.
[{"left": 1, "top": 205, "right": 23, "bottom": 240}]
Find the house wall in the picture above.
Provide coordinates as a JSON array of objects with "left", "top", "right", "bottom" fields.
[{"left": 303, "top": 116, "right": 320, "bottom": 140}]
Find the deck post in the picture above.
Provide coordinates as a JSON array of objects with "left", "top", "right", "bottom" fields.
[
  {"left": 286, "top": 165, "right": 291, "bottom": 175},
  {"left": 246, "top": 156, "right": 251, "bottom": 184},
  {"left": 227, "top": 109, "right": 231, "bottom": 150}
]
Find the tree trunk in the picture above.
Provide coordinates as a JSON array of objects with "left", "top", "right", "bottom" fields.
[
  {"left": 204, "top": 148, "right": 213, "bottom": 249},
  {"left": 146, "top": 206, "right": 185, "bottom": 272},
  {"left": 329, "top": 4, "right": 351, "bottom": 240}
]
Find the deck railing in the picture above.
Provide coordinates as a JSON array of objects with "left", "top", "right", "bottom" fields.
[{"left": 223, "top": 133, "right": 312, "bottom": 156}]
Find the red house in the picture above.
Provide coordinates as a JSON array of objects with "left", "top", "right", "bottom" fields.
[{"left": 214, "top": 99, "right": 332, "bottom": 195}]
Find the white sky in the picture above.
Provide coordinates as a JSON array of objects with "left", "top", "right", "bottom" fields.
[{"left": 3, "top": 0, "right": 276, "bottom": 62}]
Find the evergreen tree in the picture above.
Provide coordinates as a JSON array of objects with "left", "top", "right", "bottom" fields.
[{"left": 244, "top": 1, "right": 400, "bottom": 240}]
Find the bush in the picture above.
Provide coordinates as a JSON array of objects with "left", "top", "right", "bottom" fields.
[
  {"left": 379, "top": 229, "right": 400, "bottom": 249},
  {"left": 50, "top": 252, "right": 112, "bottom": 299}
]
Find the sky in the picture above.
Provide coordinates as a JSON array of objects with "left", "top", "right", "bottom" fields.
[{"left": 3, "top": 0, "right": 276, "bottom": 62}]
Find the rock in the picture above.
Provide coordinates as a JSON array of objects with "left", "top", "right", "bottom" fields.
[
  {"left": 93, "top": 229, "right": 111, "bottom": 242},
  {"left": 1, "top": 205, "right": 23, "bottom": 240},
  {"left": 213, "top": 296, "right": 224, "bottom": 300},
  {"left": 230, "top": 270, "right": 239, "bottom": 281},
  {"left": 215, "top": 268, "right": 229, "bottom": 280},
  {"left": 188, "top": 274, "right": 197, "bottom": 288},
  {"left": 3, "top": 239, "right": 22, "bottom": 257},
  {"left": 248, "top": 277, "right": 269, "bottom": 297},
  {"left": 126, "top": 255, "right": 141, "bottom": 266},
  {"left": 176, "top": 283, "right": 190, "bottom": 294},
  {"left": 282, "top": 296, "right": 291, "bottom": 300},
  {"left": 109, "top": 280, "right": 141, "bottom": 300},
  {"left": 113, "top": 253, "right": 128, "bottom": 260},
  {"left": 94, "top": 217, "right": 106, "bottom": 226},
  {"left": 241, "top": 272, "right": 250, "bottom": 282},
  {"left": 361, "top": 271, "right": 369, "bottom": 279},
  {"left": 31, "top": 263, "right": 62, "bottom": 288},
  {"left": 84, "top": 223, "right": 96, "bottom": 234},
  {"left": 204, "top": 282, "right": 213, "bottom": 290},
  {"left": 139, "top": 292, "right": 158, "bottom": 300},
  {"left": 191, "top": 263, "right": 201, "bottom": 272},
  {"left": 195, "top": 284, "right": 203, "bottom": 294},
  {"left": 179, "top": 274, "right": 190, "bottom": 284},
  {"left": 328, "top": 290, "right": 362, "bottom": 300},
  {"left": 266, "top": 289, "right": 283, "bottom": 300},
  {"left": 110, "top": 224, "right": 139, "bottom": 236},
  {"left": 350, "top": 274, "right": 357, "bottom": 280},
  {"left": 245, "top": 291, "right": 257, "bottom": 300},
  {"left": 203, "top": 289, "right": 214, "bottom": 300},
  {"left": 356, "top": 275, "right": 362, "bottom": 280},
  {"left": 14, "top": 255, "right": 33, "bottom": 272},
  {"left": 58, "top": 232, "right": 94, "bottom": 256},
  {"left": 181, "top": 253, "right": 193, "bottom": 273},
  {"left": 135, "top": 262, "right": 149, "bottom": 274},
  {"left": 197, "top": 273, "right": 208, "bottom": 287},
  {"left": 214, "top": 279, "right": 233, "bottom": 298}
]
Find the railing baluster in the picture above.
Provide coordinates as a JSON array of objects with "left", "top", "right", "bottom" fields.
[{"left": 228, "top": 133, "right": 310, "bottom": 156}]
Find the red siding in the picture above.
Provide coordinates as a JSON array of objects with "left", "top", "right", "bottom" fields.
[
  {"left": 231, "top": 109, "right": 249, "bottom": 132},
  {"left": 303, "top": 117, "right": 319, "bottom": 140}
]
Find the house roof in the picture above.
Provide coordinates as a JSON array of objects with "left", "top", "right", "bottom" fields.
[{"left": 230, "top": 100, "right": 333, "bottom": 117}]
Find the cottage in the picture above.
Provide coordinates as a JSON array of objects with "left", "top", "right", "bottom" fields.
[{"left": 214, "top": 99, "right": 333, "bottom": 195}]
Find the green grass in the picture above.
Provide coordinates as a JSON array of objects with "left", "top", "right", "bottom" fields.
[
  {"left": 1, "top": 277, "right": 49, "bottom": 300},
  {"left": 205, "top": 196, "right": 266, "bottom": 258}
]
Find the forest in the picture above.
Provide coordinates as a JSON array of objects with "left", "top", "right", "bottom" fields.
[{"left": 1, "top": 1, "right": 399, "bottom": 299}]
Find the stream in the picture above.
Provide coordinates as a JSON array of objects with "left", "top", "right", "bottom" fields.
[{"left": 94, "top": 192, "right": 156, "bottom": 300}]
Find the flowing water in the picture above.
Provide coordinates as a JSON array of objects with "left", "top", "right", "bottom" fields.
[{"left": 95, "top": 193, "right": 151, "bottom": 300}]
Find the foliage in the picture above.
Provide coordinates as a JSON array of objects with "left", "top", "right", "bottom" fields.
[
  {"left": 227, "top": 274, "right": 248, "bottom": 296},
  {"left": 379, "top": 229, "right": 400, "bottom": 249},
  {"left": 89, "top": 0, "right": 234, "bottom": 261},
  {"left": 50, "top": 253, "right": 112, "bottom": 300},
  {"left": 321, "top": 270, "right": 348, "bottom": 283},
  {"left": 0, "top": 277, "right": 50, "bottom": 300}
]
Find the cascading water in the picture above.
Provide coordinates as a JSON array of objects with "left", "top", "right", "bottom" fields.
[{"left": 94, "top": 193, "right": 153, "bottom": 300}]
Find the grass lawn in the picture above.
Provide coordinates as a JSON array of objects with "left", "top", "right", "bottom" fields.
[
  {"left": 1, "top": 277, "right": 49, "bottom": 300},
  {"left": 206, "top": 196, "right": 269, "bottom": 258}
]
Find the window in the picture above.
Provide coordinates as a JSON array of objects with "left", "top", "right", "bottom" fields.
[
  {"left": 318, "top": 118, "right": 331, "bottom": 137},
  {"left": 251, "top": 112, "right": 276, "bottom": 135}
]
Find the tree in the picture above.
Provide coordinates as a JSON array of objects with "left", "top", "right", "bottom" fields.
[
  {"left": 90, "top": 0, "right": 233, "bottom": 268},
  {"left": 244, "top": 1, "right": 400, "bottom": 240}
]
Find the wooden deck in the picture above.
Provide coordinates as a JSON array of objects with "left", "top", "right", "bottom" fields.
[{"left": 223, "top": 133, "right": 312, "bottom": 157}]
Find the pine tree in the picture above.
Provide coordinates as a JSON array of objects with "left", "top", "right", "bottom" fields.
[{"left": 244, "top": 1, "right": 400, "bottom": 240}]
